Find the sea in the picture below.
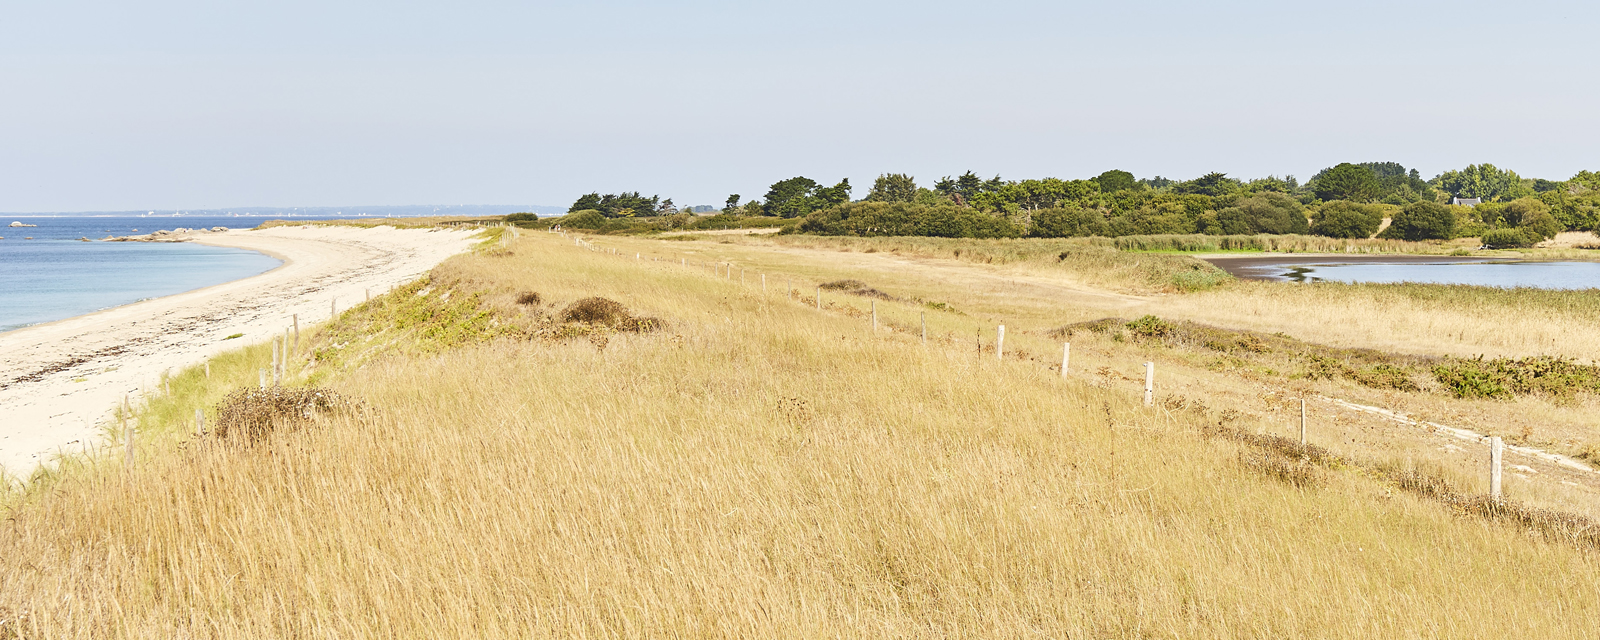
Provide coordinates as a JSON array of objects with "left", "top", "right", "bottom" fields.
[{"left": 2, "top": 215, "right": 352, "bottom": 333}]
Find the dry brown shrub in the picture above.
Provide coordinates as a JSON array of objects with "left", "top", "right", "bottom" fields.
[
  {"left": 617, "top": 316, "right": 668, "bottom": 333},
  {"left": 553, "top": 297, "right": 667, "bottom": 334},
  {"left": 212, "top": 386, "right": 358, "bottom": 444},
  {"left": 515, "top": 291, "right": 542, "bottom": 306},
  {"left": 819, "top": 279, "right": 897, "bottom": 301},
  {"left": 559, "top": 297, "right": 630, "bottom": 325}
]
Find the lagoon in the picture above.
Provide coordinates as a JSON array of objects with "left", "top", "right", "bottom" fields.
[{"left": 1205, "top": 255, "right": 1600, "bottom": 290}]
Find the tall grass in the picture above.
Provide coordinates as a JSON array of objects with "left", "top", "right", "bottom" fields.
[{"left": 4, "top": 234, "right": 1599, "bottom": 636}]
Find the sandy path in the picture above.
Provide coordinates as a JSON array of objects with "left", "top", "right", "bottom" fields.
[{"left": 0, "top": 225, "right": 480, "bottom": 478}]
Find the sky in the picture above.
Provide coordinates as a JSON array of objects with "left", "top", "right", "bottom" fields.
[{"left": 1, "top": 0, "right": 1596, "bottom": 211}]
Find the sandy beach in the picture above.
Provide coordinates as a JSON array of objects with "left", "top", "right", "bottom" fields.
[{"left": 0, "top": 224, "right": 480, "bottom": 478}]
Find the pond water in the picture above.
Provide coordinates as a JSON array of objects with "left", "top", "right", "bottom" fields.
[{"left": 1284, "top": 261, "right": 1600, "bottom": 289}]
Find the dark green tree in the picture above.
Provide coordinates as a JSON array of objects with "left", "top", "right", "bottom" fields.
[
  {"left": 934, "top": 171, "right": 1001, "bottom": 206},
  {"left": 1209, "top": 193, "right": 1308, "bottom": 235},
  {"left": 1094, "top": 170, "right": 1138, "bottom": 193},
  {"left": 1432, "top": 164, "right": 1532, "bottom": 201},
  {"left": 764, "top": 177, "right": 820, "bottom": 218},
  {"left": 1380, "top": 201, "right": 1457, "bottom": 240},
  {"left": 866, "top": 174, "right": 918, "bottom": 203},
  {"left": 1311, "top": 163, "right": 1381, "bottom": 202},
  {"left": 1173, "top": 172, "right": 1241, "bottom": 197},
  {"left": 569, "top": 193, "right": 602, "bottom": 212},
  {"left": 723, "top": 194, "right": 741, "bottom": 212},
  {"left": 1310, "top": 201, "right": 1383, "bottom": 238}
]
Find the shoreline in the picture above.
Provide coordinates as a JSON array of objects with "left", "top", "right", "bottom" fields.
[
  {"left": 1201, "top": 253, "right": 1499, "bottom": 280},
  {"left": 0, "top": 236, "right": 291, "bottom": 336},
  {"left": 0, "top": 224, "right": 480, "bottom": 478}
]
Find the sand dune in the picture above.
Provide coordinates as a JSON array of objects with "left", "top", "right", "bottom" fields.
[{"left": 0, "top": 224, "right": 480, "bottom": 478}]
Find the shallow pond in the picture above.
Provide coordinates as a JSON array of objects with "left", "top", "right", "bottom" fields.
[{"left": 1283, "top": 261, "right": 1600, "bottom": 289}]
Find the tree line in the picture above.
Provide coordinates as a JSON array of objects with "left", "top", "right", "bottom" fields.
[{"left": 561, "top": 163, "right": 1600, "bottom": 246}]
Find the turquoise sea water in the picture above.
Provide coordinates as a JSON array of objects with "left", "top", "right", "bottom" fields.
[{"left": 0, "top": 216, "right": 286, "bottom": 332}]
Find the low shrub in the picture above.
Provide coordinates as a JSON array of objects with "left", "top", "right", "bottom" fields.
[
  {"left": 559, "top": 297, "right": 630, "bottom": 325},
  {"left": 213, "top": 386, "right": 358, "bottom": 444},
  {"left": 1480, "top": 228, "right": 1536, "bottom": 249},
  {"left": 1126, "top": 315, "right": 1176, "bottom": 339}
]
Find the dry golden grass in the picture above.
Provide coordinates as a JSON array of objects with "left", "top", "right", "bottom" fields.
[
  {"left": 5, "top": 232, "right": 1600, "bottom": 637},
  {"left": 1158, "top": 281, "right": 1600, "bottom": 363}
]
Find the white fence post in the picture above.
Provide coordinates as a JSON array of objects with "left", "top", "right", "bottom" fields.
[
  {"left": 872, "top": 301, "right": 877, "bottom": 332},
  {"left": 196, "top": 408, "right": 205, "bottom": 436},
  {"left": 1061, "top": 343, "right": 1071, "bottom": 377},
  {"left": 1143, "top": 362, "right": 1154, "bottom": 407},
  {"left": 997, "top": 325, "right": 1005, "bottom": 361},
  {"left": 1490, "top": 436, "right": 1504, "bottom": 502},
  {"left": 816, "top": 287, "right": 821, "bottom": 310},
  {"left": 921, "top": 312, "right": 927, "bottom": 345}
]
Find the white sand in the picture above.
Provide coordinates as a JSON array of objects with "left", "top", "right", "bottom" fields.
[{"left": 0, "top": 224, "right": 481, "bottom": 479}]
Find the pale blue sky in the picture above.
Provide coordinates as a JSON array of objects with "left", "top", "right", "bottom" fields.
[{"left": 2, "top": 0, "right": 1595, "bottom": 211}]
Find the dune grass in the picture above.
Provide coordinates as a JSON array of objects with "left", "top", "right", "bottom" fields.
[{"left": 4, "top": 233, "right": 1600, "bottom": 637}]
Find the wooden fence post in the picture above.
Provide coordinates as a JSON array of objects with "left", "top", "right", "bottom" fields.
[
  {"left": 124, "top": 414, "right": 133, "bottom": 468},
  {"left": 366, "top": 288, "right": 371, "bottom": 303},
  {"left": 331, "top": 297, "right": 336, "bottom": 319},
  {"left": 1061, "top": 343, "right": 1071, "bottom": 377},
  {"left": 1143, "top": 362, "right": 1154, "bottom": 407},
  {"left": 195, "top": 408, "right": 205, "bottom": 436},
  {"left": 259, "top": 368, "right": 266, "bottom": 389},
  {"left": 872, "top": 301, "right": 877, "bottom": 332},
  {"left": 921, "top": 312, "right": 927, "bottom": 345},
  {"left": 997, "top": 325, "right": 1005, "bottom": 361},
  {"left": 1300, "top": 399, "right": 1307, "bottom": 447},
  {"left": 816, "top": 287, "right": 822, "bottom": 310},
  {"left": 1490, "top": 436, "right": 1504, "bottom": 502},
  {"left": 204, "top": 360, "right": 210, "bottom": 379},
  {"left": 762, "top": 274, "right": 767, "bottom": 294}
]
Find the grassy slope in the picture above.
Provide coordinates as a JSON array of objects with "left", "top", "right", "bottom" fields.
[{"left": 3, "top": 232, "right": 1599, "bottom": 637}]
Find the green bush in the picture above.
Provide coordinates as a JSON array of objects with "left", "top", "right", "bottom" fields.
[
  {"left": 1126, "top": 315, "right": 1176, "bottom": 339},
  {"left": 1028, "top": 205, "right": 1107, "bottom": 238},
  {"left": 1310, "top": 201, "right": 1383, "bottom": 238},
  {"left": 1480, "top": 228, "right": 1536, "bottom": 249},
  {"left": 1379, "top": 201, "right": 1457, "bottom": 240},
  {"left": 797, "top": 202, "right": 1022, "bottom": 238},
  {"left": 559, "top": 210, "right": 609, "bottom": 229}
]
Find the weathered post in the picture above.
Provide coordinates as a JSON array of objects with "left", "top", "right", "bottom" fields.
[
  {"left": 366, "top": 288, "right": 371, "bottom": 303},
  {"left": 204, "top": 360, "right": 211, "bottom": 379},
  {"left": 331, "top": 297, "right": 336, "bottom": 319},
  {"left": 195, "top": 408, "right": 205, "bottom": 436},
  {"left": 1144, "top": 362, "right": 1155, "bottom": 407},
  {"left": 762, "top": 273, "right": 767, "bottom": 293},
  {"left": 1061, "top": 343, "right": 1071, "bottom": 377},
  {"left": 124, "top": 414, "right": 133, "bottom": 468},
  {"left": 1490, "top": 436, "right": 1504, "bottom": 502},
  {"left": 997, "top": 325, "right": 1005, "bottom": 361},
  {"left": 259, "top": 368, "right": 266, "bottom": 389},
  {"left": 816, "top": 287, "right": 822, "bottom": 310},
  {"left": 1300, "top": 399, "right": 1307, "bottom": 447},
  {"left": 872, "top": 301, "right": 877, "bottom": 332},
  {"left": 921, "top": 312, "right": 927, "bottom": 345},
  {"left": 293, "top": 314, "right": 300, "bottom": 353}
]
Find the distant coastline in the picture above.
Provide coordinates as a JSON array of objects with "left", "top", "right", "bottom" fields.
[{"left": 0, "top": 204, "right": 564, "bottom": 218}]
